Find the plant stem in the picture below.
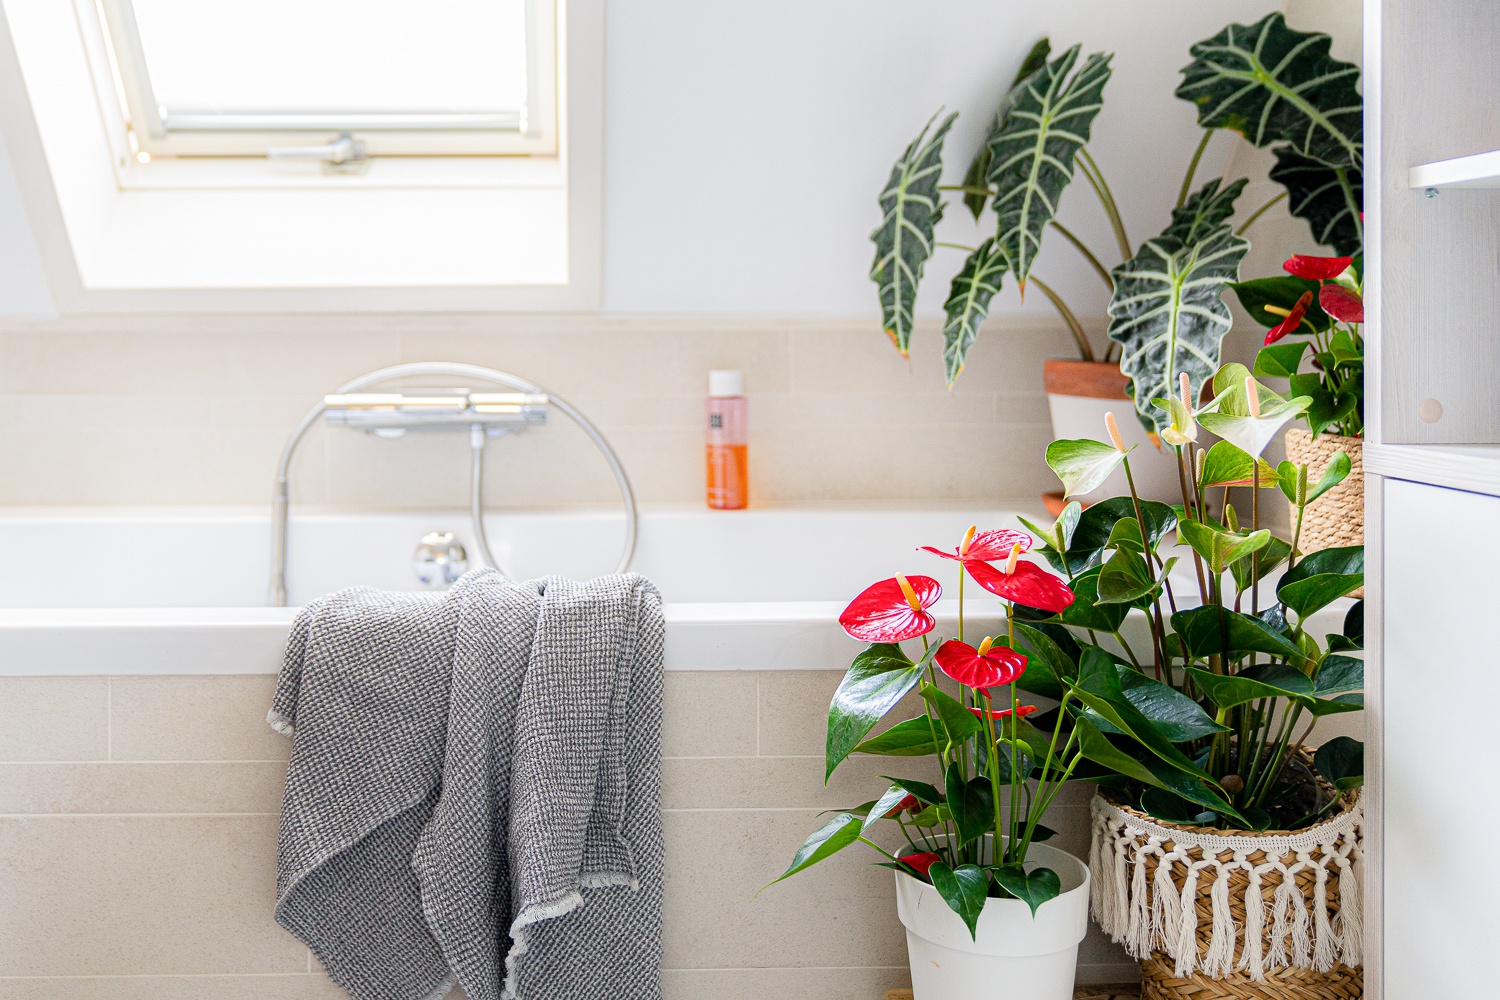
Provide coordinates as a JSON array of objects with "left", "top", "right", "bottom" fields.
[
  {"left": 982, "top": 688, "right": 1006, "bottom": 866},
  {"left": 1121, "top": 454, "right": 1170, "bottom": 678},
  {"left": 1028, "top": 275, "right": 1096, "bottom": 362},
  {"left": 1236, "top": 191, "right": 1289, "bottom": 236},
  {"left": 1177, "top": 130, "right": 1214, "bottom": 209},
  {"left": 1177, "top": 444, "right": 1210, "bottom": 604},
  {"left": 1078, "top": 148, "right": 1131, "bottom": 262},
  {"left": 1048, "top": 220, "right": 1115, "bottom": 292}
]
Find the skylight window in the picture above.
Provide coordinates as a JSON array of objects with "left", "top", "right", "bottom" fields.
[{"left": 94, "top": 0, "right": 556, "bottom": 160}]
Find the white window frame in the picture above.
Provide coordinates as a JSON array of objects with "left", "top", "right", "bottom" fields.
[
  {"left": 92, "top": 0, "right": 558, "bottom": 160},
  {"left": 0, "top": 0, "right": 601, "bottom": 311}
]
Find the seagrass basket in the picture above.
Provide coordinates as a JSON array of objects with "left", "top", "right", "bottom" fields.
[
  {"left": 1283, "top": 429, "right": 1363, "bottom": 555},
  {"left": 1090, "top": 756, "right": 1363, "bottom": 1000}
]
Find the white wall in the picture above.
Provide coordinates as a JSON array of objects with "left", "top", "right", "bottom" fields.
[{"left": 0, "top": 0, "right": 1355, "bottom": 321}]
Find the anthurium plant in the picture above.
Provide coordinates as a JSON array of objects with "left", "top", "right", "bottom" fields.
[
  {"left": 768, "top": 362, "right": 1364, "bottom": 934},
  {"left": 868, "top": 11, "right": 1362, "bottom": 421},
  {"left": 1236, "top": 252, "right": 1365, "bottom": 438}
]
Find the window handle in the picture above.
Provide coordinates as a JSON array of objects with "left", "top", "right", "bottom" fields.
[{"left": 266, "top": 133, "right": 368, "bottom": 172}]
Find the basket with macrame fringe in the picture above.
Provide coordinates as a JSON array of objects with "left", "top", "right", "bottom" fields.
[
  {"left": 1089, "top": 773, "right": 1363, "bottom": 1000},
  {"left": 1284, "top": 429, "right": 1363, "bottom": 562}
]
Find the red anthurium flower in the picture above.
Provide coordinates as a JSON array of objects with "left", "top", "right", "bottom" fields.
[
  {"left": 1284, "top": 254, "right": 1354, "bottom": 281},
  {"left": 884, "top": 793, "right": 921, "bottom": 818},
  {"left": 968, "top": 704, "right": 1040, "bottom": 721},
  {"left": 838, "top": 574, "right": 940, "bottom": 643},
  {"left": 935, "top": 638, "right": 1027, "bottom": 691},
  {"left": 1264, "top": 290, "right": 1313, "bottom": 345},
  {"left": 899, "top": 851, "right": 942, "bottom": 876},
  {"left": 966, "top": 558, "right": 1076, "bottom": 613},
  {"left": 1319, "top": 284, "right": 1365, "bottom": 324},
  {"left": 920, "top": 526, "right": 1032, "bottom": 565}
]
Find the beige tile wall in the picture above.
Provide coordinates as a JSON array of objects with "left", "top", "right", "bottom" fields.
[
  {"left": 0, "top": 671, "right": 1133, "bottom": 999},
  {"left": 0, "top": 314, "right": 1088, "bottom": 509}
]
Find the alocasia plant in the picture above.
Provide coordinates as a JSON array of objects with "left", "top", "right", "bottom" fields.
[{"left": 863, "top": 11, "right": 1362, "bottom": 423}]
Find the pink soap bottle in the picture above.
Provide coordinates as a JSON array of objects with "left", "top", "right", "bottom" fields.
[{"left": 705, "top": 369, "right": 748, "bottom": 510}]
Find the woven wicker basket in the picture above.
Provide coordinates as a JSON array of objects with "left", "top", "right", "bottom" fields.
[
  {"left": 1092, "top": 756, "right": 1363, "bottom": 1000},
  {"left": 1283, "top": 429, "right": 1363, "bottom": 555}
]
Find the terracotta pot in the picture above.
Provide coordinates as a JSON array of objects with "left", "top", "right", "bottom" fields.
[{"left": 1043, "top": 359, "right": 1183, "bottom": 509}]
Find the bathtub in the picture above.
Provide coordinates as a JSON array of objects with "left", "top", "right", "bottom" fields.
[{"left": 0, "top": 505, "right": 1032, "bottom": 676}]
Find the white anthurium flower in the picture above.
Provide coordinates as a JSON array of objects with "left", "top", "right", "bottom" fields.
[{"left": 1197, "top": 367, "right": 1309, "bottom": 459}]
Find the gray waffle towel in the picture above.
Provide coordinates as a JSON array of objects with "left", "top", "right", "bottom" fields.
[{"left": 267, "top": 569, "right": 664, "bottom": 1000}]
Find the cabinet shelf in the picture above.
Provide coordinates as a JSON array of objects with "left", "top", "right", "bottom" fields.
[
  {"left": 1365, "top": 443, "right": 1500, "bottom": 497},
  {"left": 1408, "top": 150, "right": 1500, "bottom": 189}
]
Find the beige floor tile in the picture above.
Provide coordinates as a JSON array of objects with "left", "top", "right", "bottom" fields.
[
  {"left": 662, "top": 809, "right": 906, "bottom": 971},
  {"left": 662, "top": 672, "right": 757, "bottom": 757},
  {"left": 662, "top": 966, "right": 911, "bottom": 1000},
  {"left": 0, "top": 679, "right": 109, "bottom": 762},
  {"left": 0, "top": 816, "right": 306, "bottom": 976},
  {"left": 0, "top": 762, "right": 284, "bottom": 814},
  {"left": 109, "top": 676, "right": 290, "bottom": 762},
  {"left": 662, "top": 754, "right": 939, "bottom": 812},
  {"left": 0, "top": 975, "right": 345, "bottom": 1000}
]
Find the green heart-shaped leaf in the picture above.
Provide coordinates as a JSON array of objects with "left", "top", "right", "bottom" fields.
[
  {"left": 1198, "top": 439, "right": 1279, "bottom": 490},
  {"left": 1171, "top": 606, "right": 1306, "bottom": 662},
  {"left": 993, "top": 863, "right": 1061, "bottom": 918},
  {"left": 826, "top": 643, "right": 925, "bottom": 779},
  {"left": 921, "top": 681, "right": 985, "bottom": 746},
  {"left": 1314, "top": 735, "right": 1364, "bottom": 791},
  {"left": 945, "top": 762, "right": 996, "bottom": 846},
  {"left": 930, "top": 862, "right": 991, "bottom": 938},
  {"left": 853, "top": 717, "right": 941, "bottom": 757},
  {"left": 1254, "top": 341, "right": 1311, "bottom": 378}
]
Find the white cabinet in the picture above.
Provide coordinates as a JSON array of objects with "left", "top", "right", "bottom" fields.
[{"left": 1381, "top": 480, "right": 1500, "bottom": 997}]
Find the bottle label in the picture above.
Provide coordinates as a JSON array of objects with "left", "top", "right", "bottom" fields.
[{"left": 708, "top": 413, "right": 723, "bottom": 429}]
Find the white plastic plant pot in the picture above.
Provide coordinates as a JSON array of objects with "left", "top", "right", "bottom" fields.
[{"left": 894, "top": 841, "right": 1090, "bottom": 1000}]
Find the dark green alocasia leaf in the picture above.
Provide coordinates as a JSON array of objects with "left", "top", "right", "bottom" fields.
[
  {"left": 1254, "top": 342, "right": 1310, "bottom": 379},
  {"left": 930, "top": 862, "right": 991, "bottom": 938},
  {"left": 942, "top": 239, "right": 1009, "bottom": 384},
  {"left": 1176, "top": 12, "right": 1363, "bottom": 171},
  {"left": 1165, "top": 177, "right": 1248, "bottom": 244},
  {"left": 1314, "top": 736, "right": 1365, "bottom": 791},
  {"left": 1231, "top": 276, "right": 1331, "bottom": 332},
  {"left": 1271, "top": 147, "right": 1364, "bottom": 257},
  {"left": 1108, "top": 226, "right": 1250, "bottom": 431},
  {"left": 1171, "top": 606, "right": 1306, "bottom": 662},
  {"left": 993, "top": 863, "right": 1061, "bottom": 918},
  {"left": 763, "top": 812, "right": 862, "bottom": 888},
  {"left": 853, "top": 717, "right": 940, "bottom": 757},
  {"left": 963, "top": 37, "right": 1053, "bottom": 220},
  {"left": 1046, "top": 438, "right": 1127, "bottom": 499},
  {"left": 946, "top": 762, "right": 995, "bottom": 846},
  {"left": 826, "top": 643, "right": 925, "bottom": 779},
  {"left": 987, "top": 45, "right": 1113, "bottom": 285},
  {"left": 1118, "top": 667, "right": 1228, "bottom": 742},
  {"left": 869, "top": 112, "right": 957, "bottom": 356},
  {"left": 921, "top": 681, "right": 986, "bottom": 746}
]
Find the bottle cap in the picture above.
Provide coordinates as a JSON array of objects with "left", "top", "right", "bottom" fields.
[{"left": 708, "top": 369, "right": 744, "bottom": 397}]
